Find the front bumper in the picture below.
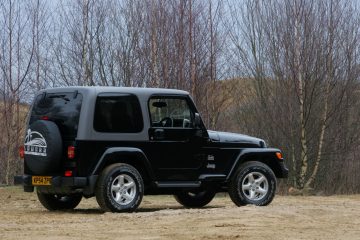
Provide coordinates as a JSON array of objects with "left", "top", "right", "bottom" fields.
[
  {"left": 279, "top": 162, "right": 289, "bottom": 178},
  {"left": 14, "top": 175, "right": 98, "bottom": 195}
]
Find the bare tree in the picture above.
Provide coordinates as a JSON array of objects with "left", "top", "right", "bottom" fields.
[
  {"left": 228, "top": 0, "right": 360, "bottom": 193},
  {"left": 1, "top": 0, "right": 358, "bottom": 194},
  {"left": 0, "top": 0, "right": 35, "bottom": 184}
]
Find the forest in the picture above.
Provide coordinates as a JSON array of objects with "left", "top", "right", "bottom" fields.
[{"left": 1, "top": 0, "right": 359, "bottom": 194}]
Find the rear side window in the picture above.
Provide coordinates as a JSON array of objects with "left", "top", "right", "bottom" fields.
[
  {"left": 94, "top": 94, "right": 143, "bottom": 133},
  {"left": 30, "top": 92, "right": 83, "bottom": 139}
]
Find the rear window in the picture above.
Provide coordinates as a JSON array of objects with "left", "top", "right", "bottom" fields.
[
  {"left": 94, "top": 94, "right": 143, "bottom": 133},
  {"left": 29, "top": 92, "right": 83, "bottom": 139}
]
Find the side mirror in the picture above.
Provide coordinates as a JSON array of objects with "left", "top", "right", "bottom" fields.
[
  {"left": 194, "top": 113, "right": 205, "bottom": 138},
  {"left": 194, "top": 113, "right": 201, "bottom": 129}
]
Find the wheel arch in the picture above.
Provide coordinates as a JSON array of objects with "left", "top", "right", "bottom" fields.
[
  {"left": 91, "top": 147, "right": 155, "bottom": 184},
  {"left": 226, "top": 148, "right": 285, "bottom": 181}
]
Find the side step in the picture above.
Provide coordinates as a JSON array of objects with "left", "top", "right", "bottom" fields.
[
  {"left": 198, "top": 174, "right": 226, "bottom": 180},
  {"left": 154, "top": 181, "right": 201, "bottom": 188}
]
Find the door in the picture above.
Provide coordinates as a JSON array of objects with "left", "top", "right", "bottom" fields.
[{"left": 147, "top": 96, "right": 205, "bottom": 180}]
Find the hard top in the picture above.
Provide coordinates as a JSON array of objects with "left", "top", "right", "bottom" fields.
[
  {"left": 41, "top": 86, "right": 189, "bottom": 98},
  {"left": 35, "top": 86, "right": 191, "bottom": 141}
]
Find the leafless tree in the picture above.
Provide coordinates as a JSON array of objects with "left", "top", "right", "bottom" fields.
[
  {"left": 1, "top": 0, "right": 359, "bottom": 194},
  {"left": 228, "top": 0, "right": 360, "bottom": 193},
  {"left": 0, "top": 0, "right": 35, "bottom": 184}
]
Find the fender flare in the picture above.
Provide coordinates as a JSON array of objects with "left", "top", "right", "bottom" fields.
[
  {"left": 91, "top": 147, "right": 155, "bottom": 180},
  {"left": 226, "top": 148, "right": 285, "bottom": 180}
]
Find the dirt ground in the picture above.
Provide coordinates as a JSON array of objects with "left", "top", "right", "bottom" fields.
[{"left": 0, "top": 187, "right": 359, "bottom": 240}]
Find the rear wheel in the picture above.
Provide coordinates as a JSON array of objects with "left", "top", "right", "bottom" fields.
[
  {"left": 229, "top": 161, "right": 276, "bottom": 206},
  {"left": 37, "top": 191, "right": 82, "bottom": 211},
  {"left": 95, "top": 163, "right": 144, "bottom": 212},
  {"left": 174, "top": 190, "right": 216, "bottom": 208}
]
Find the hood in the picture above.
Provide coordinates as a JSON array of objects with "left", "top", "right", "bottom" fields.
[{"left": 207, "top": 130, "right": 266, "bottom": 147}]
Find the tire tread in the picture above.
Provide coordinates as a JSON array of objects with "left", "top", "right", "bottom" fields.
[
  {"left": 95, "top": 163, "right": 143, "bottom": 212},
  {"left": 174, "top": 190, "right": 216, "bottom": 208},
  {"left": 228, "top": 161, "right": 276, "bottom": 207}
]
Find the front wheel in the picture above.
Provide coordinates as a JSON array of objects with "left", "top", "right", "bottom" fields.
[
  {"left": 37, "top": 191, "right": 82, "bottom": 211},
  {"left": 228, "top": 161, "right": 276, "bottom": 206},
  {"left": 95, "top": 163, "right": 144, "bottom": 212},
  {"left": 174, "top": 190, "right": 216, "bottom": 208}
]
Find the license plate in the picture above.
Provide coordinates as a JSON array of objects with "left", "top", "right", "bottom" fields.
[{"left": 32, "top": 176, "right": 52, "bottom": 186}]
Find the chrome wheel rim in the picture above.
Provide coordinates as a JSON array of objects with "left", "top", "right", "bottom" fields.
[
  {"left": 241, "top": 172, "right": 269, "bottom": 201},
  {"left": 111, "top": 174, "right": 136, "bottom": 205}
]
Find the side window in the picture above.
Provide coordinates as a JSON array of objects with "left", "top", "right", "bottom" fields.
[
  {"left": 149, "top": 97, "right": 193, "bottom": 128},
  {"left": 94, "top": 94, "right": 143, "bottom": 133}
]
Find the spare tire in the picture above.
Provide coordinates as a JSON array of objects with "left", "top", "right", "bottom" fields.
[{"left": 24, "top": 120, "right": 62, "bottom": 174}]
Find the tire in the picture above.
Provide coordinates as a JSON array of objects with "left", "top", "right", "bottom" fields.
[
  {"left": 174, "top": 190, "right": 216, "bottom": 208},
  {"left": 24, "top": 120, "right": 62, "bottom": 174},
  {"left": 228, "top": 161, "right": 276, "bottom": 206},
  {"left": 37, "top": 191, "right": 82, "bottom": 211},
  {"left": 95, "top": 163, "right": 144, "bottom": 212}
]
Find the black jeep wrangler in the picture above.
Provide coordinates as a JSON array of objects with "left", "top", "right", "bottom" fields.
[{"left": 15, "top": 87, "right": 288, "bottom": 212}]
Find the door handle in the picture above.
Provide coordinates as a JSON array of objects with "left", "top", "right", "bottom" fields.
[{"left": 154, "top": 129, "right": 165, "bottom": 140}]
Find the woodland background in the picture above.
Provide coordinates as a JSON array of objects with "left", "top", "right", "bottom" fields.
[{"left": 1, "top": 0, "right": 359, "bottom": 194}]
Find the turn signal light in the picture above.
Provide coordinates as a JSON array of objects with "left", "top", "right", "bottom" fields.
[
  {"left": 67, "top": 146, "right": 75, "bottom": 159},
  {"left": 19, "top": 146, "right": 25, "bottom": 159},
  {"left": 276, "top": 152, "right": 283, "bottom": 160},
  {"left": 64, "top": 170, "right": 73, "bottom": 177}
]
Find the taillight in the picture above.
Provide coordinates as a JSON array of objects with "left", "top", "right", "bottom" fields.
[
  {"left": 67, "top": 146, "right": 75, "bottom": 159},
  {"left": 64, "top": 170, "right": 73, "bottom": 177},
  {"left": 41, "top": 116, "right": 49, "bottom": 120},
  {"left": 19, "top": 146, "right": 25, "bottom": 159}
]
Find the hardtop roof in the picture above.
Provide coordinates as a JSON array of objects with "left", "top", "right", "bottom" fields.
[{"left": 40, "top": 86, "right": 189, "bottom": 96}]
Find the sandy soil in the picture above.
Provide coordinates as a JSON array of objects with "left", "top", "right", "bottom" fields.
[{"left": 0, "top": 187, "right": 359, "bottom": 240}]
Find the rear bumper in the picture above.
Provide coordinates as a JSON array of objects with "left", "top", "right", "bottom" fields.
[
  {"left": 14, "top": 175, "right": 87, "bottom": 187},
  {"left": 14, "top": 175, "right": 98, "bottom": 195}
]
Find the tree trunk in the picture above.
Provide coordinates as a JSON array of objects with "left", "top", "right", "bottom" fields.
[
  {"left": 305, "top": 84, "right": 329, "bottom": 188},
  {"left": 294, "top": 15, "right": 309, "bottom": 189}
]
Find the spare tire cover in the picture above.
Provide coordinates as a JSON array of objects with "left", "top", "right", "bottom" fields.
[{"left": 24, "top": 120, "right": 62, "bottom": 174}]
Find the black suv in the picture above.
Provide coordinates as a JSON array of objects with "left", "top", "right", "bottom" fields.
[{"left": 15, "top": 87, "right": 288, "bottom": 212}]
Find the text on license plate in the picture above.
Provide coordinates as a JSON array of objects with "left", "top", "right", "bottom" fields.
[{"left": 32, "top": 176, "right": 52, "bottom": 186}]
